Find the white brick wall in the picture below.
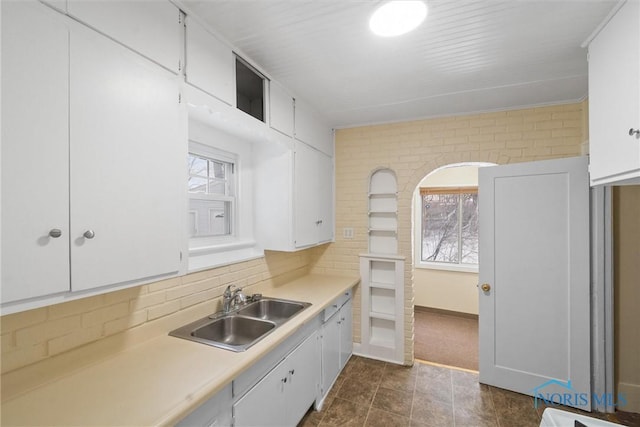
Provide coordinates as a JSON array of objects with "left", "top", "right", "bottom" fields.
[{"left": 310, "top": 101, "right": 588, "bottom": 365}]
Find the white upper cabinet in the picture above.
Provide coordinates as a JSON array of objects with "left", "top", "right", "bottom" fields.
[
  {"left": 1, "top": 1, "right": 183, "bottom": 310},
  {"left": 254, "top": 139, "right": 334, "bottom": 252},
  {"left": 1, "top": 0, "right": 71, "bottom": 303},
  {"left": 41, "top": 0, "right": 67, "bottom": 13},
  {"left": 67, "top": 0, "right": 181, "bottom": 73},
  {"left": 293, "top": 141, "right": 334, "bottom": 248},
  {"left": 588, "top": 0, "right": 640, "bottom": 186},
  {"left": 185, "top": 16, "right": 235, "bottom": 106},
  {"left": 69, "top": 20, "right": 183, "bottom": 292},
  {"left": 294, "top": 99, "right": 334, "bottom": 157},
  {"left": 269, "top": 80, "right": 294, "bottom": 137}
]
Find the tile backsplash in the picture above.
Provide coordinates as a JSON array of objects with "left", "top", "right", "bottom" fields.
[{"left": 0, "top": 249, "right": 318, "bottom": 374}]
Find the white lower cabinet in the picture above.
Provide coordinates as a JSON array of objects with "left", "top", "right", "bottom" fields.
[
  {"left": 177, "top": 291, "right": 354, "bottom": 427},
  {"left": 176, "top": 384, "right": 232, "bottom": 427},
  {"left": 339, "top": 300, "right": 353, "bottom": 368},
  {"left": 320, "top": 292, "right": 353, "bottom": 400},
  {"left": 233, "top": 331, "right": 320, "bottom": 426}
]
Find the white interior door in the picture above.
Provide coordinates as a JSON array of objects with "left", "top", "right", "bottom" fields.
[{"left": 478, "top": 156, "right": 591, "bottom": 410}]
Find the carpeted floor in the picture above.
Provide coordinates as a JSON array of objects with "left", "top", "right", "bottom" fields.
[{"left": 414, "top": 306, "right": 479, "bottom": 371}]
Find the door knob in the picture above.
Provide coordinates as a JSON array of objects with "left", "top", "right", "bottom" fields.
[
  {"left": 83, "top": 230, "right": 96, "bottom": 239},
  {"left": 49, "top": 229, "right": 62, "bottom": 238},
  {"left": 480, "top": 283, "right": 491, "bottom": 292}
]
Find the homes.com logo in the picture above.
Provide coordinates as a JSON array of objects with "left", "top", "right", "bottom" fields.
[{"left": 531, "top": 379, "right": 627, "bottom": 409}]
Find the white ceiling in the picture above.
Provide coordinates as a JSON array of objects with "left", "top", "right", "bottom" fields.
[{"left": 181, "top": 0, "right": 617, "bottom": 129}]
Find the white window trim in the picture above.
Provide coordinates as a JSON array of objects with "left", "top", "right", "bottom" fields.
[
  {"left": 186, "top": 118, "right": 264, "bottom": 272},
  {"left": 412, "top": 188, "right": 479, "bottom": 274},
  {"left": 188, "top": 142, "right": 238, "bottom": 245}
]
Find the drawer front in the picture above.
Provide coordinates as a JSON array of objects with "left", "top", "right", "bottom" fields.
[{"left": 322, "top": 289, "right": 352, "bottom": 322}]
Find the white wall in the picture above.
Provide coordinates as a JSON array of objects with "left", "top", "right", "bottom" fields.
[{"left": 413, "top": 268, "right": 478, "bottom": 314}]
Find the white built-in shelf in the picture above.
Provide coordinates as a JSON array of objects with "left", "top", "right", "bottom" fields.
[
  {"left": 361, "top": 169, "right": 403, "bottom": 363},
  {"left": 370, "top": 281, "right": 395, "bottom": 290},
  {"left": 369, "top": 311, "right": 395, "bottom": 321},
  {"left": 368, "top": 192, "right": 398, "bottom": 197},
  {"left": 368, "top": 210, "right": 397, "bottom": 215},
  {"left": 368, "top": 228, "right": 397, "bottom": 234}
]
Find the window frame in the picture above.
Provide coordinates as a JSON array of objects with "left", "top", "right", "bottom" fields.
[
  {"left": 187, "top": 141, "right": 238, "bottom": 246},
  {"left": 416, "top": 186, "right": 479, "bottom": 273}
]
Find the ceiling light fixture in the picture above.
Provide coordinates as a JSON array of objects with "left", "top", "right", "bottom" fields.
[{"left": 369, "top": 1, "right": 428, "bottom": 37}]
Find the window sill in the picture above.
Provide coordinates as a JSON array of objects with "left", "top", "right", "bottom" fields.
[
  {"left": 188, "top": 239, "right": 264, "bottom": 272},
  {"left": 415, "top": 262, "right": 478, "bottom": 274}
]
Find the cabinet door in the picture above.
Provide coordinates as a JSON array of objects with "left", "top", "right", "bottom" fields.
[
  {"left": 185, "top": 16, "right": 235, "bottom": 106},
  {"left": 294, "top": 100, "right": 333, "bottom": 156},
  {"left": 317, "top": 152, "right": 334, "bottom": 243},
  {"left": 321, "top": 312, "right": 341, "bottom": 396},
  {"left": 284, "top": 332, "right": 320, "bottom": 426},
  {"left": 1, "top": 0, "right": 71, "bottom": 303},
  {"left": 294, "top": 141, "right": 319, "bottom": 248},
  {"left": 233, "top": 359, "right": 286, "bottom": 427},
  {"left": 67, "top": 0, "right": 181, "bottom": 73},
  {"left": 588, "top": 0, "right": 640, "bottom": 185},
  {"left": 339, "top": 300, "right": 353, "bottom": 369},
  {"left": 69, "top": 23, "right": 182, "bottom": 291},
  {"left": 269, "top": 80, "right": 294, "bottom": 137}
]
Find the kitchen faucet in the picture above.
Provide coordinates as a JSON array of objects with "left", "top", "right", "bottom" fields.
[{"left": 223, "top": 285, "right": 247, "bottom": 313}]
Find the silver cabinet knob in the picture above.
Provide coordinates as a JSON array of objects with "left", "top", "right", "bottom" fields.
[
  {"left": 49, "top": 229, "right": 62, "bottom": 238},
  {"left": 83, "top": 230, "right": 95, "bottom": 239},
  {"left": 629, "top": 128, "right": 640, "bottom": 137}
]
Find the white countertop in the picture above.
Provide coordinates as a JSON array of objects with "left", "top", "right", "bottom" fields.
[{"left": 0, "top": 274, "right": 359, "bottom": 426}]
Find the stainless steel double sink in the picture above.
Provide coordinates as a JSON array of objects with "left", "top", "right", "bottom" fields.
[{"left": 169, "top": 298, "right": 311, "bottom": 352}]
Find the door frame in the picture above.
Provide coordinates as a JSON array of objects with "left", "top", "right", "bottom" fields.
[
  {"left": 590, "top": 186, "right": 615, "bottom": 413},
  {"left": 408, "top": 162, "right": 614, "bottom": 413}
]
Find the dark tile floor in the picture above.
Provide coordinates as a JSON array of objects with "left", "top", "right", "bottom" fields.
[{"left": 299, "top": 356, "right": 640, "bottom": 427}]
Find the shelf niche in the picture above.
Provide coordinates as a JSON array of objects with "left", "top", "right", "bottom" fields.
[
  {"left": 368, "top": 168, "right": 398, "bottom": 254},
  {"left": 358, "top": 168, "right": 404, "bottom": 364}
]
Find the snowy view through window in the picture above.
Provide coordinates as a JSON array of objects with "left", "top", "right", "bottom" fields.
[{"left": 421, "top": 192, "right": 478, "bottom": 264}]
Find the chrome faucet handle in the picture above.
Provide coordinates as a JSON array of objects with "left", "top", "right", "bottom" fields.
[{"left": 224, "top": 284, "right": 235, "bottom": 297}]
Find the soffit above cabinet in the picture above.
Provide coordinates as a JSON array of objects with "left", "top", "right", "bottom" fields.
[{"left": 180, "top": 0, "right": 617, "bottom": 128}]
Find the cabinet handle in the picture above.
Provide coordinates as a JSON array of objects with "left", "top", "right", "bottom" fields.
[
  {"left": 289, "top": 369, "right": 295, "bottom": 376},
  {"left": 282, "top": 377, "right": 287, "bottom": 383},
  {"left": 83, "top": 230, "right": 96, "bottom": 239},
  {"left": 49, "top": 229, "right": 62, "bottom": 238},
  {"left": 629, "top": 128, "right": 640, "bottom": 138}
]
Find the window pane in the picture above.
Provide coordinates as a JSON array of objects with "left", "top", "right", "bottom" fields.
[
  {"left": 210, "top": 160, "right": 226, "bottom": 179},
  {"left": 188, "top": 155, "right": 208, "bottom": 177},
  {"left": 421, "top": 194, "right": 459, "bottom": 263},
  {"left": 208, "top": 178, "right": 226, "bottom": 195},
  {"left": 461, "top": 193, "right": 479, "bottom": 264},
  {"left": 188, "top": 176, "right": 207, "bottom": 193},
  {"left": 188, "top": 199, "right": 231, "bottom": 237}
]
